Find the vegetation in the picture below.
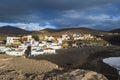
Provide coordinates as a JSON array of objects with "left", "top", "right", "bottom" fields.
[
  {"left": 64, "top": 39, "right": 109, "bottom": 48},
  {"left": 0, "top": 36, "right": 6, "bottom": 41},
  {"left": 86, "top": 39, "right": 109, "bottom": 46},
  {"left": 103, "top": 34, "right": 120, "bottom": 45},
  {"left": 32, "top": 34, "right": 39, "bottom": 41}
]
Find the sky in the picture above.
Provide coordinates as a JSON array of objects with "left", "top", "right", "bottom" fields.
[{"left": 0, "top": 0, "right": 120, "bottom": 31}]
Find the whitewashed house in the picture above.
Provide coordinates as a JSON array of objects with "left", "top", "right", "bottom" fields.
[
  {"left": 22, "top": 35, "right": 33, "bottom": 45},
  {"left": 6, "top": 48, "right": 25, "bottom": 56},
  {"left": 57, "top": 38, "right": 63, "bottom": 44},
  {"left": 19, "top": 44, "right": 27, "bottom": 48},
  {"left": 0, "top": 46, "right": 10, "bottom": 53},
  {"left": 31, "top": 49, "right": 44, "bottom": 56},
  {"left": 6, "top": 37, "right": 13, "bottom": 45},
  {"left": 62, "top": 34, "right": 70, "bottom": 40},
  {"left": 27, "top": 35, "right": 32, "bottom": 42},
  {"left": 47, "top": 43, "right": 62, "bottom": 49},
  {"left": 6, "top": 37, "right": 21, "bottom": 45},
  {"left": 31, "top": 40, "right": 39, "bottom": 46},
  {"left": 44, "top": 48, "right": 56, "bottom": 54},
  {"left": 48, "top": 36, "right": 54, "bottom": 41},
  {"left": 38, "top": 43, "right": 46, "bottom": 47}
]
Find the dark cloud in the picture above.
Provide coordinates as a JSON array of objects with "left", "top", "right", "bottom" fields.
[{"left": 0, "top": 0, "right": 120, "bottom": 30}]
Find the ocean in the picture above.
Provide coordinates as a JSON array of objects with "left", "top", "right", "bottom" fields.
[{"left": 103, "top": 57, "right": 120, "bottom": 75}]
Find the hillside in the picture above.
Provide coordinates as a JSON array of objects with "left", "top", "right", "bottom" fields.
[
  {"left": 110, "top": 29, "right": 120, "bottom": 33},
  {"left": 35, "top": 27, "right": 109, "bottom": 36},
  {"left": 0, "top": 26, "right": 33, "bottom": 35},
  {"left": 0, "top": 26, "right": 111, "bottom": 36}
]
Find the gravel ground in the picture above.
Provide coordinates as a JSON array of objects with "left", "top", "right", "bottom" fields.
[{"left": 0, "top": 54, "right": 58, "bottom": 80}]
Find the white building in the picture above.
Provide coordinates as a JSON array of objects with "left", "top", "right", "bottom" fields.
[
  {"left": 62, "top": 34, "right": 70, "bottom": 40},
  {"left": 47, "top": 43, "right": 61, "bottom": 50},
  {"left": 57, "top": 38, "right": 63, "bottom": 44},
  {"left": 6, "top": 48, "right": 25, "bottom": 56},
  {"left": 44, "top": 48, "right": 56, "bottom": 54},
  {"left": 31, "top": 49, "right": 44, "bottom": 56},
  {"left": 38, "top": 43, "right": 46, "bottom": 47},
  {"left": 48, "top": 36, "right": 54, "bottom": 41},
  {"left": 27, "top": 35, "right": 32, "bottom": 42},
  {"left": 6, "top": 37, "right": 21, "bottom": 45},
  {"left": 0, "top": 46, "right": 10, "bottom": 53},
  {"left": 73, "top": 34, "right": 82, "bottom": 40}
]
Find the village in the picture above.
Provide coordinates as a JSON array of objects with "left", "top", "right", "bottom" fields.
[{"left": 0, "top": 33, "right": 109, "bottom": 56}]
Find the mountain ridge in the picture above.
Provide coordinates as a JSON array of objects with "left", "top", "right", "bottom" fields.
[
  {"left": 0, "top": 25, "right": 33, "bottom": 35},
  {"left": 110, "top": 29, "right": 120, "bottom": 33},
  {"left": 0, "top": 26, "right": 115, "bottom": 36},
  {"left": 36, "top": 27, "right": 109, "bottom": 36}
]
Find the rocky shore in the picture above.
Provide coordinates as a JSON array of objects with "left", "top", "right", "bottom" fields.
[
  {"left": 0, "top": 54, "right": 108, "bottom": 80},
  {"left": 32, "top": 46, "right": 120, "bottom": 80},
  {"left": 44, "top": 69, "right": 108, "bottom": 80},
  {"left": 0, "top": 46, "right": 120, "bottom": 80}
]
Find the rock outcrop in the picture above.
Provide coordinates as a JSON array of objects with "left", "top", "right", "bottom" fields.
[{"left": 45, "top": 69, "right": 108, "bottom": 80}]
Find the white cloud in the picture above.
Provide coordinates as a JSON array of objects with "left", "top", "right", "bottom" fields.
[
  {"left": 0, "top": 22, "right": 56, "bottom": 31},
  {"left": 88, "top": 14, "right": 110, "bottom": 21}
]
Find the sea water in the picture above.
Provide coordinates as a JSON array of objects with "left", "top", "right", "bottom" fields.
[{"left": 103, "top": 57, "right": 120, "bottom": 75}]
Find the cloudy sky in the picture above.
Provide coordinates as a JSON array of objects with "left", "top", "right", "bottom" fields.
[{"left": 0, "top": 0, "right": 120, "bottom": 31}]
